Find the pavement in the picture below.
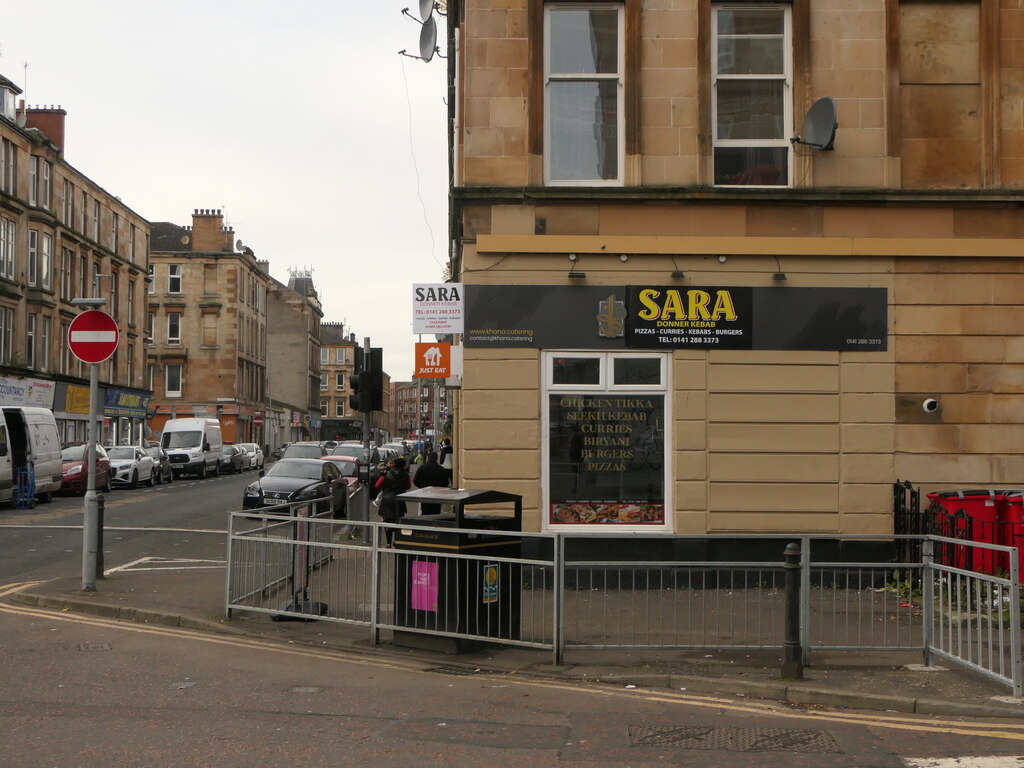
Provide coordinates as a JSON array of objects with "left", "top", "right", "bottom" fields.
[{"left": 7, "top": 563, "right": 1024, "bottom": 721}]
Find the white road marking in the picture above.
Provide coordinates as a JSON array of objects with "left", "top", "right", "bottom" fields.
[
  {"left": 104, "top": 556, "right": 225, "bottom": 575},
  {"left": 904, "top": 759, "right": 1024, "bottom": 767}
]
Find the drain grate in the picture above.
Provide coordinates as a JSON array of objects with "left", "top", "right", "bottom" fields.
[
  {"left": 77, "top": 643, "right": 112, "bottom": 652},
  {"left": 425, "top": 665, "right": 496, "bottom": 677},
  {"left": 628, "top": 725, "right": 840, "bottom": 753}
]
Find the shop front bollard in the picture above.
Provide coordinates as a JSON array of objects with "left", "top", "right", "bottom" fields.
[{"left": 781, "top": 541, "right": 804, "bottom": 680}]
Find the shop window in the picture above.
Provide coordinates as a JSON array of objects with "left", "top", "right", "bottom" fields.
[
  {"left": 544, "top": 2, "right": 624, "bottom": 185},
  {"left": 544, "top": 352, "right": 669, "bottom": 530},
  {"left": 712, "top": 4, "right": 792, "bottom": 186}
]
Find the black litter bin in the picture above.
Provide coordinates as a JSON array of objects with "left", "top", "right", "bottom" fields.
[{"left": 391, "top": 487, "right": 522, "bottom": 653}]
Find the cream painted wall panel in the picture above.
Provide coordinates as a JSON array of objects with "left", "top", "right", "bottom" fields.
[
  {"left": 469, "top": 359, "right": 540, "bottom": 389},
  {"left": 675, "top": 450, "right": 708, "bottom": 480},
  {"left": 894, "top": 273, "right": 995, "bottom": 304},
  {"left": 711, "top": 453, "right": 838, "bottom": 482},
  {"left": 674, "top": 421, "right": 708, "bottom": 450},
  {"left": 675, "top": 510, "right": 710, "bottom": 534},
  {"left": 894, "top": 424, "right": 961, "bottom": 453},
  {"left": 674, "top": 390, "right": 708, "bottom": 420},
  {"left": 710, "top": 393, "right": 839, "bottom": 422},
  {"left": 462, "top": 420, "right": 539, "bottom": 450},
  {"left": 710, "top": 423, "right": 839, "bottom": 453},
  {"left": 843, "top": 423, "right": 896, "bottom": 453},
  {"left": 840, "top": 514, "right": 894, "bottom": 535},
  {"left": 841, "top": 363, "right": 894, "bottom": 393},
  {"left": 675, "top": 480, "right": 708, "bottom": 511},
  {"left": 490, "top": 205, "right": 535, "bottom": 235},
  {"left": 841, "top": 393, "right": 894, "bottom": 423},
  {"left": 462, "top": 449, "right": 539, "bottom": 480},
  {"left": 839, "top": 483, "right": 893, "bottom": 515},
  {"left": 895, "top": 453, "right": 1020, "bottom": 485},
  {"left": 710, "top": 482, "right": 838, "bottom": 512},
  {"left": 462, "top": 389, "right": 538, "bottom": 419},
  {"left": 707, "top": 365, "right": 838, "bottom": 392},
  {"left": 894, "top": 306, "right": 963, "bottom": 335},
  {"left": 709, "top": 512, "right": 840, "bottom": 532},
  {"left": 961, "top": 424, "right": 1024, "bottom": 454},
  {"left": 841, "top": 453, "right": 895, "bottom": 483},
  {"left": 673, "top": 358, "right": 707, "bottom": 389}
]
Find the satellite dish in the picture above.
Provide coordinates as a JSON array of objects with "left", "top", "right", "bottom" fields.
[
  {"left": 419, "top": 0, "right": 434, "bottom": 22},
  {"left": 419, "top": 16, "right": 437, "bottom": 62},
  {"left": 792, "top": 97, "right": 837, "bottom": 150},
  {"left": 15, "top": 113, "right": 26, "bottom": 128},
  {"left": 236, "top": 239, "right": 244, "bottom": 251}
]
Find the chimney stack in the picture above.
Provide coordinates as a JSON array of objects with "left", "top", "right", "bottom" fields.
[
  {"left": 191, "top": 208, "right": 231, "bottom": 251},
  {"left": 25, "top": 105, "right": 67, "bottom": 152}
]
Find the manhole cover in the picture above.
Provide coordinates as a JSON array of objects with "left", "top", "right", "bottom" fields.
[
  {"left": 77, "top": 643, "right": 112, "bottom": 652},
  {"left": 628, "top": 725, "right": 840, "bottom": 753}
]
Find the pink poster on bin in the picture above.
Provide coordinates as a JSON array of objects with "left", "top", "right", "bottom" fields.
[{"left": 411, "top": 560, "right": 439, "bottom": 612}]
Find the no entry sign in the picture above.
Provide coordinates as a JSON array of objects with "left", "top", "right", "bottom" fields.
[
  {"left": 253, "top": 414, "right": 264, "bottom": 427},
  {"left": 68, "top": 310, "right": 119, "bottom": 364}
]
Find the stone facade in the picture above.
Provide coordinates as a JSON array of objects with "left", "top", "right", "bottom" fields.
[
  {"left": 449, "top": 1, "right": 1024, "bottom": 536},
  {"left": 147, "top": 209, "right": 269, "bottom": 445}
]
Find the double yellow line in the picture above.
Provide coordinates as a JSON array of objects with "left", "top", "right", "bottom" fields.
[{"left": 2, "top": 580, "right": 1023, "bottom": 741}]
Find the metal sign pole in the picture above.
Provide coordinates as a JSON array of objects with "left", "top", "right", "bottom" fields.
[
  {"left": 82, "top": 362, "right": 100, "bottom": 591},
  {"left": 362, "top": 337, "right": 372, "bottom": 545}
]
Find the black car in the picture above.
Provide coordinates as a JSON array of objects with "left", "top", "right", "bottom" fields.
[
  {"left": 145, "top": 446, "right": 174, "bottom": 485},
  {"left": 219, "top": 444, "right": 244, "bottom": 474},
  {"left": 242, "top": 458, "right": 347, "bottom": 516}
]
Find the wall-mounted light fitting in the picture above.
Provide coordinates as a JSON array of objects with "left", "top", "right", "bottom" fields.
[
  {"left": 718, "top": 255, "right": 727, "bottom": 263},
  {"left": 671, "top": 270, "right": 685, "bottom": 279},
  {"left": 619, "top": 254, "right": 628, "bottom": 262},
  {"left": 567, "top": 253, "right": 586, "bottom": 279},
  {"left": 568, "top": 271, "right": 587, "bottom": 279},
  {"left": 773, "top": 272, "right": 787, "bottom": 281}
]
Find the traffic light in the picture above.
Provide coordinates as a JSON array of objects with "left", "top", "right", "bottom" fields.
[
  {"left": 348, "top": 346, "right": 383, "bottom": 413},
  {"left": 348, "top": 347, "right": 365, "bottom": 412}
]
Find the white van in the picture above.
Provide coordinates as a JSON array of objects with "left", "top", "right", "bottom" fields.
[
  {"left": 160, "top": 417, "right": 223, "bottom": 478},
  {"left": 0, "top": 407, "right": 62, "bottom": 505}
]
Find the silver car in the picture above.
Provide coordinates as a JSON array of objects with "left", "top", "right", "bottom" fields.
[{"left": 238, "top": 442, "right": 264, "bottom": 470}]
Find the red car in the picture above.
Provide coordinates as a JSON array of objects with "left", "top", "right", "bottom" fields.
[
  {"left": 60, "top": 443, "right": 113, "bottom": 494},
  {"left": 323, "top": 454, "right": 362, "bottom": 490}
]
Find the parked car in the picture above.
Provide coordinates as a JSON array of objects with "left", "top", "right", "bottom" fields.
[
  {"left": 238, "top": 443, "right": 264, "bottom": 470},
  {"left": 382, "top": 441, "right": 409, "bottom": 458},
  {"left": 282, "top": 441, "right": 327, "bottom": 459},
  {"left": 322, "top": 453, "right": 361, "bottom": 490},
  {"left": 219, "top": 444, "right": 245, "bottom": 474},
  {"left": 273, "top": 442, "right": 289, "bottom": 459},
  {"left": 242, "top": 458, "right": 347, "bottom": 515},
  {"left": 332, "top": 442, "right": 381, "bottom": 485},
  {"left": 59, "top": 443, "right": 112, "bottom": 494},
  {"left": 105, "top": 445, "right": 157, "bottom": 489},
  {"left": 145, "top": 446, "right": 174, "bottom": 485}
]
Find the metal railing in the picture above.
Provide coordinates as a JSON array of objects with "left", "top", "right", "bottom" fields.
[{"left": 224, "top": 519, "right": 1023, "bottom": 694}]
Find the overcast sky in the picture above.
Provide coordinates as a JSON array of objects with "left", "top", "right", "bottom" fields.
[{"left": 2, "top": 1, "right": 449, "bottom": 381}]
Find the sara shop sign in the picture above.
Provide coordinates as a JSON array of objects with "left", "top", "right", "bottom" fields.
[{"left": 464, "top": 285, "right": 887, "bottom": 351}]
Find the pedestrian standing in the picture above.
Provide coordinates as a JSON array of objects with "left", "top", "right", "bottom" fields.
[
  {"left": 375, "top": 457, "right": 410, "bottom": 546},
  {"left": 412, "top": 451, "right": 449, "bottom": 515},
  {"left": 439, "top": 438, "right": 454, "bottom": 486}
]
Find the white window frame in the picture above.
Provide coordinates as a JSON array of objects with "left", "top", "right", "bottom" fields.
[
  {"left": 148, "top": 263, "right": 155, "bottom": 294},
  {"left": 336, "top": 401, "right": 344, "bottom": 417},
  {"left": 165, "top": 364, "right": 182, "bottom": 397},
  {"left": 92, "top": 200, "right": 100, "bottom": 241},
  {"left": 40, "top": 316, "right": 50, "bottom": 372},
  {"left": 320, "top": 373, "right": 328, "bottom": 391},
  {"left": 168, "top": 264, "right": 182, "bottom": 294},
  {"left": 543, "top": 2, "right": 625, "bottom": 186},
  {"left": 26, "top": 313, "right": 35, "bottom": 369},
  {"left": 41, "top": 161, "right": 51, "bottom": 210},
  {"left": 711, "top": 4, "right": 793, "bottom": 188},
  {"left": 0, "top": 218, "right": 13, "bottom": 279},
  {"left": 0, "top": 307, "right": 11, "bottom": 364},
  {"left": 541, "top": 350, "right": 672, "bottom": 533},
  {"left": 335, "top": 348, "right": 345, "bottom": 364},
  {"left": 41, "top": 233, "right": 52, "bottom": 290},
  {"left": 320, "top": 347, "right": 329, "bottom": 364},
  {"left": 167, "top": 312, "right": 181, "bottom": 344},
  {"left": 27, "top": 230, "right": 38, "bottom": 286},
  {"left": 335, "top": 372, "right": 345, "bottom": 390},
  {"left": 28, "top": 156, "right": 38, "bottom": 206}
]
